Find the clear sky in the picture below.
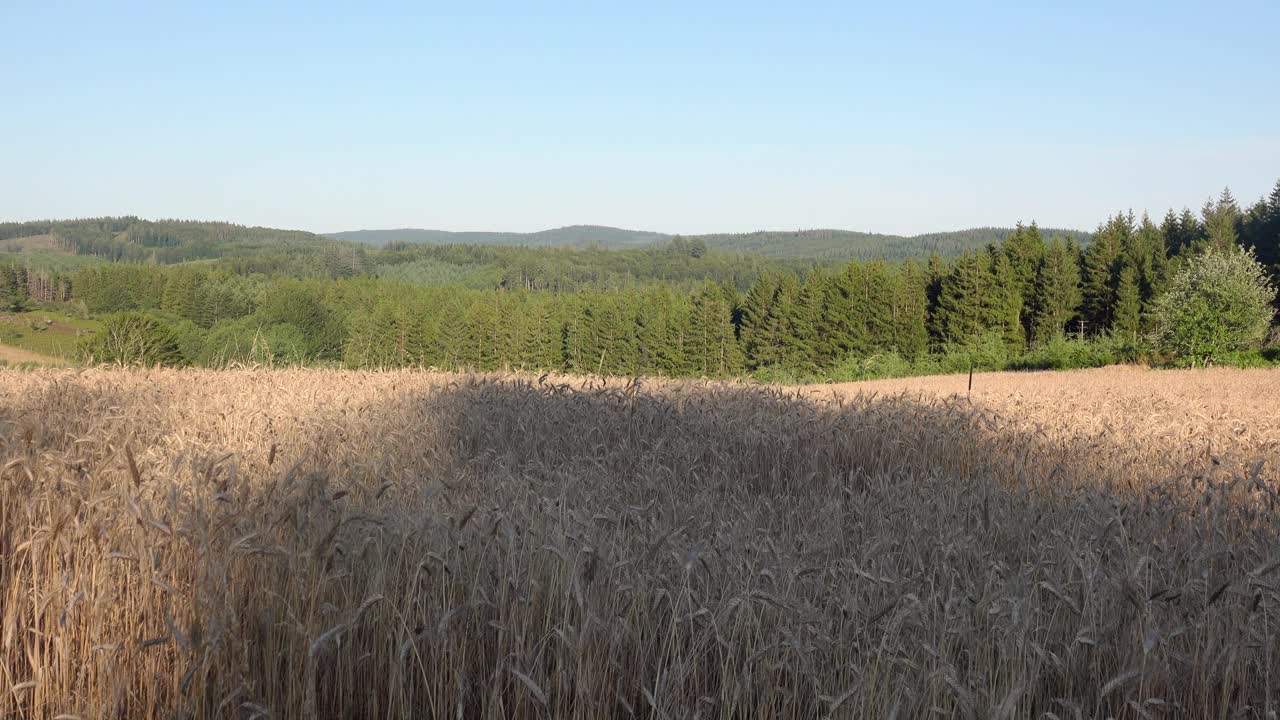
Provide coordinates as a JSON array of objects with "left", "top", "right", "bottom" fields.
[{"left": 4, "top": 1, "right": 1278, "bottom": 235}]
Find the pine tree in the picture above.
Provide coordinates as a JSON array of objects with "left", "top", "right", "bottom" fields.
[
  {"left": 687, "top": 283, "right": 742, "bottom": 376},
  {"left": 1129, "top": 213, "right": 1169, "bottom": 310},
  {"left": 1112, "top": 263, "right": 1142, "bottom": 342},
  {"left": 1201, "top": 187, "right": 1241, "bottom": 251},
  {"left": 989, "top": 255, "right": 1025, "bottom": 351},
  {"left": 1244, "top": 179, "right": 1280, "bottom": 271},
  {"left": 160, "top": 270, "right": 200, "bottom": 320},
  {"left": 808, "top": 270, "right": 862, "bottom": 367},
  {"left": 857, "top": 261, "right": 896, "bottom": 352},
  {"left": 782, "top": 276, "right": 821, "bottom": 371},
  {"left": 892, "top": 260, "right": 930, "bottom": 359},
  {"left": 1, "top": 265, "right": 23, "bottom": 312},
  {"left": 739, "top": 274, "right": 780, "bottom": 368},
  {"left": 931, "top": 253, "right": 993, "bottom": 346},
  {"left": 925, "top": 254, "right": 945, "bottom": 346},
  {"left": 1082, "top": 213, "right": 1131, "bottom": 332},
  {"left": 1002, "top": 222, "right": 1045, "bottom": 298},
  {"left": 1031, "top": 237, "right": 1083, "bottom": 343},
  {"left": 750, "top": 273, "right": 803, "bottom": 369},
  {"left": 432, "top": 295, "right": 470, "bottom": 369}
]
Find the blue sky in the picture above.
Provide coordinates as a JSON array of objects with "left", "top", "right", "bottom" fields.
[{"left": 3, "top": 1, "right": 1278, "bottom": 235}]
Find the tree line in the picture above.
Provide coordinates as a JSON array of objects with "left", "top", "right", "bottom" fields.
[{"left": 19, "top": 178, "right": 1280, "bottom": 375}]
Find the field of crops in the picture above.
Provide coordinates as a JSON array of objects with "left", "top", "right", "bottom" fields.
[{"left": 3, "top": 366, "right": 1280, "bottom": 718}]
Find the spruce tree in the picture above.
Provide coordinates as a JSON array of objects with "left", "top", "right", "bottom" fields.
[
  {"left": 857, "top": 261, "right": 895, "bottom": 352},
  {"left": 739, "top": 274, "right": 779, "bottom": 368},
  {"left": 687, "top": 283, "right": 742, "bottom": 376},
  {"left": 1130, "top": 213, "right": 1169, "bottom": 309},
  {"left": 1031, "top": 237, "right": 1083, "bottom": 343},
  {"left": 783, "top": 276, "right": 821, "bottom": 371},
  {"left": 892, "top": 260, "right": 930, "bottom": 359},
  {"left": 1082, "top": 213, "right": 1131, "bottom": 332},
  {"left": 0, "top": 265, "right": 29, "bottom": 312},
  {"left": 1002, "top": 222, "right": 1045, "bottom": 300},
  {"left": 931, "top": 253, "right": 992, "bottom": 346},
  {"left": 1245, "top": 179, "right": 1280, "bottom": 271},
  {"left": 1201, "top": 188, "right": 1241, "bottom": 251},
  {"left": 989, "top": 255, "right": 1025, "bottom": 351},
  {"left": 809, "top": 270, "right": 860, "bottom": 367},
  {"left": 1112, "top": 263, "right": 1142, "bottom": 342}
]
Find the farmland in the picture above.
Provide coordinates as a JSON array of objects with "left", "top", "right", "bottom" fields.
[{"left": 3, "top": 366, "right": 1280, "bottom": 718}]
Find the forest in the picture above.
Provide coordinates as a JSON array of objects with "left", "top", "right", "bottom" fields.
[{"left": 2, "top": 181, "right": 1279, "bottom": 378}]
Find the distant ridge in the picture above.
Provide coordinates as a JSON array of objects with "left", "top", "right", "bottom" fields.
[
  {"left": 327, "top": 224, "right": 1092, "bottom": 260},
  {"left": 327, "top": 225, "right": 669, "bottom": 250}
]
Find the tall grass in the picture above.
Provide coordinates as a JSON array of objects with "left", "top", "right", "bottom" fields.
[{"left": 2, "top": 367, "right": 1279, "bottom": 718}]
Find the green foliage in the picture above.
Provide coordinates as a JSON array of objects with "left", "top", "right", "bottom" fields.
[
  {"left": 1031, "top": 238, "right": 1083, "bottom": 342},
  {"left": 1148, "top": 247, "right": 1277, "bottom": 364},
  {"left": 1111, "top": 264, "right": 1142, "bottom": 342},
  {"left": 15, "top": 176, "right": 1280, "bottom": 379},
  {"left": 0, "top": 217, "right": 352, "bottom": 271},
  {"left": 931, "top": 252, "right": 994, "bottom": 346},
  {"left": 253, "top": 282, "right": 346, "bottom": 361},
  {"left": 0, "top": 264, "right": 30, "bottom": 312},
  {"left": 1200, "top": 188, "right": 1241, "bottom": 252},
  {"left": 1011, "top": 335, "right": 1120, "bottom": 371},
  {"left": 81, "top": 312, "right": 186, "bottom": 367},
  {"left": 687, "top": 226, "right": 1090, "bottom": 260}
]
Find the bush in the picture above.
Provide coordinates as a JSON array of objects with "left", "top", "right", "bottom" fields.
[
  {"left": 832, "top": 351, "right": 918, "bottom": 381},
  {"left": 1148, "top": 247, "right": 1277, "bottom": 365},
  {"left": 81, "top": 312, "right": 186, "bottom": 367},
  {"left": 1012, "top": 335, "right": 1120, "bottom": 371}
]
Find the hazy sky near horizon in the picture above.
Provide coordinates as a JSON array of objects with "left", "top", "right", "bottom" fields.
[{"left": 4, "top": 1, "right": 1278, "bottom": 236}]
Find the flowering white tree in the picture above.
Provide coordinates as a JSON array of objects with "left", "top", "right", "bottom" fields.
[{"left": 1149, "top": 247, "right": 1276, "bottom": 363}]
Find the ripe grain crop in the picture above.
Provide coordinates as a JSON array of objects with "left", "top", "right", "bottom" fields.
[{"left": 3, "top": 366, "right": 1280, "bottom": 718}]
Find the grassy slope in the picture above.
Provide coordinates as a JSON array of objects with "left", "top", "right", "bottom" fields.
[{"left": 0, "top": 307, "right": 99, "bottom": 359}]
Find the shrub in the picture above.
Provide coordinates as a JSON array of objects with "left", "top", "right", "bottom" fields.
[
  {"left": 1012, "top": 335, "right": 1119, "bottom": 371},
  {"left": 80, "top": 312, "right": 186, "bottom": 367},
  {"left": 1148, "top": 247, "right": 1276, "bottom": 364}
]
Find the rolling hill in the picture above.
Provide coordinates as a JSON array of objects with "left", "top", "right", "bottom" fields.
[
  {"left": 328, "top": 225, "right": 669, "bottom": 250},
  {"left": 329, "top": 224, "right": 1091, "bottom": 259}
]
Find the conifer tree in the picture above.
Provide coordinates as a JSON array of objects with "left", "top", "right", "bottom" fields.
[
  {"left": 931, "top": 253, "right": 993, "bottom": 346},
  {"left": 1002, "top": 222, "right": 1045, "bottom": 299},
  {"left": 160, "top": 269, "right": 200, "bottom": 320},
  {"left": 687, "top": 283, "right": 742, "bottom": 376},
  {"left": 739, "top": 273, "right": 780, "bottom": 368},
  {"left": 1129, "top": 213, "right": 1169, "bottom": 309},
  {"left": 1031, "top": 237, "right": 1083, "bottom": 343},
  {"left": 857, "top": 261, "right": 895, "bottom": 352},
  {"left": 750, "top": 273, "right": 803, "bottom": 369},
  {"left": 989, "top": 254, "right": 1026, "bottom": 350},
  {"left": 1082, "top": 212, "right": 1131, "bottom": 332},
  {"left": 1112, "top": 263, "right": 1142, "bottom": 342},
  {"left": 1201, "top": 188, "right": 1241, "bottom": 251},
  {"left": 782, "top": 276, "right": 821, "bottom": 371},
  {"left": 892, "top": 260, "right": 930, "bottom": 359},
  {"left": 0, "top": 264, "right": 29, "bottom": 312},
  {"left": 1242, "top": 179, "right": 1280, "bottom": 271},
  {"left": 806, "top": 271, "right": 856, "bottom": 367}
]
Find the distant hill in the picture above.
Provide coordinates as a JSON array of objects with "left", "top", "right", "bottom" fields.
[
  {"left": 331, "top": 224, "right": 1092, "bottom": 259},
  {"left": 0, "top": 217, "right": 341, "bottom": 262},
  {"left": 328, "top": 225, "right": 670, "bottom": 250},
  {"left": 692, "top": 226, "right": 1094, "bottom": 260}
]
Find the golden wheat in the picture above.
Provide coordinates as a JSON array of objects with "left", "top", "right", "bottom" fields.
[{"left": 2, "top": 366, "right": 1279, "bottom": 718}]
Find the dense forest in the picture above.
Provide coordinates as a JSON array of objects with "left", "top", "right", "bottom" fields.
[
  {"left": 2, "top": 180, "right": 1278, "bottom": 377},
  {"left": 329, "top": 224, "right": 1095, "bottom": 260}
]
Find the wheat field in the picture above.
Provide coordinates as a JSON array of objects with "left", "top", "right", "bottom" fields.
[{"left": 3, "top": 366, "right": 1280, "bottom": 718}]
